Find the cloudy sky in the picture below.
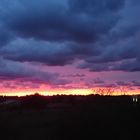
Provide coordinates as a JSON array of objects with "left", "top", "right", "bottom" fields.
[{"left": 0, "top": 0, "right": 140, "bottom": 95}]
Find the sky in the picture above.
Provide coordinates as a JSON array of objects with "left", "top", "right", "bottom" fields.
[{"left": 0, "top": 0, "right": 140, "bottom": 96}]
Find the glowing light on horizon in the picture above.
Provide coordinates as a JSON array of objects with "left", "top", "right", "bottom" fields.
[{"left": 0, "top": 88, "right": 140, "bottom": 96}]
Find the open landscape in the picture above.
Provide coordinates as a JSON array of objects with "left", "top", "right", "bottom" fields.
[
  {"left": 0, "top": 94, "right": 140, "bottom": 140},
  {"left": 0, "top": 0, "right": 140, "bottom": 139}
]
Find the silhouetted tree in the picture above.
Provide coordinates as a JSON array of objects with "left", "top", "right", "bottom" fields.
[
  {"left": 119, "top": 86, "right": 128, "bottom": 95},
  {"left": 93, "top": 88, "right": 115, "bottom": 96},
  {"left": 105, "top": 88, "right": 115, "bottom": 96}
]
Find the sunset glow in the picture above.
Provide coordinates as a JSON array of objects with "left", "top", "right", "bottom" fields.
[
  {"left": 0, "top": 0, "right": 140, "bottom": 96},
  {"left": 1, "top": 88, "right": 140, "bottom": 97},
  {"left": 0, "top": 1, "right": 140, "bottom": 140}
]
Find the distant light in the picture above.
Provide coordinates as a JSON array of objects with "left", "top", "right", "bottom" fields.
[{"left": 132, "top": 97, "right": 138, "bottom": 103}]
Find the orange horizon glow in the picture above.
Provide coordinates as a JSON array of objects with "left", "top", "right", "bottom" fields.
[{"left": 0, "top": 88, "right": 140, "bottom": 97}]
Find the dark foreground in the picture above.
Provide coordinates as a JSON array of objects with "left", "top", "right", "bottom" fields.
[{"left": 0, "top": 94, "right": 140, "bottom": 140}]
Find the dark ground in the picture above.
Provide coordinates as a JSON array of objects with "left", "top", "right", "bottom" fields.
[{"left": 0, "top": 94, "right": 139, "bottom": 140}]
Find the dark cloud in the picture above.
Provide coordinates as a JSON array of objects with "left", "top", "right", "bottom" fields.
[
  {"left": 0, "top": 39, "right": 75, "bottom": 66},
  {"left": 0, "top": 58, "right": 70, "bottom": 86},
  {"left": 0, "top": 0, "right": 139, "bottom": 81},
  {"left": 112, "top": 59, "right": 140, "bottom": 72},
  {"left": 115, "top": 80, "right": 140, "bottom": 88},
  {"left": 1, "top": 0, "right": 124, "bottom": 43},
  {"left": 70, "top": 0, "right": 124, "bottom": 14},
  {"left": 62, "top": 74, "right": 85, "bottom": 78},
  {"left": 93, "top": 78, "right": 105, "bottom": 84},
  {"left": 78, "top": 62, "right": 111, "bottom": 72},
  {"left": 0, "top": 38, "right": 101, "bottom": 66},
  {"left": 0, "top": 24, "right": 14, "bottom": 47},
  {"left": 78, "top": 59, "right": 140, "bottom": 72},
  {"left": 116, "top": 81, "right": 131, "bottom": 86},
  {"left": 131, "top": 81, "right": 140, "bottom": 87}
]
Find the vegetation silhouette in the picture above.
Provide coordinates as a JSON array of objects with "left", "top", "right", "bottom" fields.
[{"left": 0, "top": 93, "right": 139, "bottom": 140}]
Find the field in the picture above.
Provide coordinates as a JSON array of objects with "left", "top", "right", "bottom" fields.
[{"left": 0, "top": 94, "right": 139, "bottom": 140}]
